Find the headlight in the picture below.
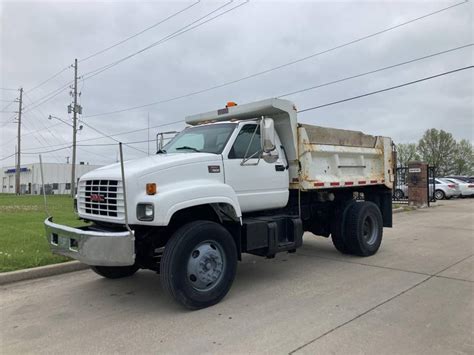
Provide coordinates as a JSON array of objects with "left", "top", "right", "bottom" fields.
[{"left": 137, "top": 203, "right": 154, "bottom": 221}]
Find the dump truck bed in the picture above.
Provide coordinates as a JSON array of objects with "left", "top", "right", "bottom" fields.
[{"left": 292, "top": 124, "right": 394, "bottom": 190}]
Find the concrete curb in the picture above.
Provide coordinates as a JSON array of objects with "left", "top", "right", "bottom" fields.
[{"left": 0, "top": 261, "right": 88, "bottom": 286}]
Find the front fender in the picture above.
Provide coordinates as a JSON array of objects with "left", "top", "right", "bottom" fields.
[{"left": 153, "top": 181, "right": 242, "bottom": 226}]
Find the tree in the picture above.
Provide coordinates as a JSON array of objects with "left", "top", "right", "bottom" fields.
[
  {"left": 396, "top": 143, "right": 419, "bottom": 167},
  {"left": 452, "top": 139, "right": 474, "bottom": 175},
  {"left": 417, "top": 129, "right": 457, "bottom": 176}
]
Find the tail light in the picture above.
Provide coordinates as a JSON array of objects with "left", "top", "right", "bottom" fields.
[{"left": 448, "top": 184, "right": 455, "bottom": 188}]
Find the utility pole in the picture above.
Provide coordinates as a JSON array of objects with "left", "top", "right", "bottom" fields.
[
  {"left": 15, "top": 87, "right": 23, "bottom": 195},
  {"left": 70, "top": 59, "right": 78, "bottom": 197}
]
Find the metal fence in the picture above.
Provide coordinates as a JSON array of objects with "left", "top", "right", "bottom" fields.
[
  {"left": 393, "top": 166, "right": 436, "bottom": 206},
  {"left": 393, "top": 167, "right": 409, "bottom": 204}
]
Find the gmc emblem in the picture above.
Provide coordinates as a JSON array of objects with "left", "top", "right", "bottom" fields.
[{"left": 90, "top": 194, "right": 105, "bottom": 202}]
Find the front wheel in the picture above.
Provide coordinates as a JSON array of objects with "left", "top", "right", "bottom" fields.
[
  {"left": 91, "top": 264, "right": 139, "bottom": 279},
  {"left": 160, "top": 221, "right": 237, "bottom": 310}
]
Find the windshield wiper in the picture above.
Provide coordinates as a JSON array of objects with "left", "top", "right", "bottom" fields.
[{"left": 175, "top": 146, "right": 200, "bottom": 152}]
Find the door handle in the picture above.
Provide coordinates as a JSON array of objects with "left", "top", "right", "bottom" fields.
[{"left": 275, "top": 165, "right": 285, "bottom": 172}]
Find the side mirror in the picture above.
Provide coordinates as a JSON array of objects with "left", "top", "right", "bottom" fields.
[{"left": 260, "top": 117, "right": 276, "bottom": 153}]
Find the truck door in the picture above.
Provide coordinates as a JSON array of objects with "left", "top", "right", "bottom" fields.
[{"left": 223, "top": 123, "right": 289, "bottom": 212}]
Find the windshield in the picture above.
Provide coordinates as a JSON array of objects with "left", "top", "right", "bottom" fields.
[{"left": 163, "top": 123, "right": 236, "bottom": 154}]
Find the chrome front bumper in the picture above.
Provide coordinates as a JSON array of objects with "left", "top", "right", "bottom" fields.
[{"left": 44, "top": 217, "right": 135, "bottom": 266}]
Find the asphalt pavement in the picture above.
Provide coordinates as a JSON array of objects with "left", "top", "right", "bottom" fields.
[{"left": 1, "top": 199, "right": 472, "bottom": 354}]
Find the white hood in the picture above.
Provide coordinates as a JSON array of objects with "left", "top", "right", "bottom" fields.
[{"left": 80, "top": 153, "right": 221, "bottom": 181}]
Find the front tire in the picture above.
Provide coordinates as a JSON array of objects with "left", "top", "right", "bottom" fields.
[
  {"left": 160, "top": 221, "right": 237, "bottom": 310},
  {"left": 91, "top": 264, "right": 139, "bottom": 279}
]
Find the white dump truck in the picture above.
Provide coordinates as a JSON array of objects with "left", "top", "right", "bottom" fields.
[{"left": 45, "top": 98, "right": 394, "bottom": 309}]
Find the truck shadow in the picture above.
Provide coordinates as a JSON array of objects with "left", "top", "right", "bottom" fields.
[
  {"left": 78, "top": 252, "right": 311, "bottom": 314},
  {"left": 74, "top": 238, "right": 345, "bottom": 313}
]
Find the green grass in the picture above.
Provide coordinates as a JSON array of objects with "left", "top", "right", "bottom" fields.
[{"left": 0, "top": 194, "right": 87, "bottom": 272}]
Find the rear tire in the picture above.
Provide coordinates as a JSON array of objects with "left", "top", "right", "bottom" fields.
[
  {"left": 331, "top": 216, "right": 351, "bottom": 254},
  {"left": 160, "top": 220, "right": 237, "bottom": 310},
  {"left": 344, "top": 202, "right": 383, "bottom": 256},
  {"left": 91, "top": 264, "right": 139, "bottom": 279}
]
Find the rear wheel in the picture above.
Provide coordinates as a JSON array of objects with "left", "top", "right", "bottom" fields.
[
  {"left": 344, "top": 202, "right": 383, "bottom": 256},
  {"left": 91, "top": 264, "right": 139, "bottom": 279},
  {"left": 435, "top": 190, "right": 445, "bottom": 200},
  {"left": 160, "top": 220, "right": 237, "bottom": 310}
]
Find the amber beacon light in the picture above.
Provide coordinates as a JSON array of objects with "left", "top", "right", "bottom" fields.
[{"left": 226, "top": 101, "right": 237, "bottom": 107}]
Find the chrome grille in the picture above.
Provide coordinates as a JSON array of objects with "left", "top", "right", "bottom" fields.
[{"left": 78, "top": 180, "right": 124, "bottom": 219}]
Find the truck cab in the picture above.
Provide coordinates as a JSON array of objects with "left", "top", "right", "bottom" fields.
[{"left": 45, "top": 98, "right": 394, "bottom": 309}]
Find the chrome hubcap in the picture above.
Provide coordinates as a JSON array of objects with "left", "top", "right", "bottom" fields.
[{"left": 187, "top": 241, "right": 225, "bottom": 291}]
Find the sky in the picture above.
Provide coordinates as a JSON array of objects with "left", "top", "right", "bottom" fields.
[{"left": 1, "top": 0, "right": 473, "bottom": 167}]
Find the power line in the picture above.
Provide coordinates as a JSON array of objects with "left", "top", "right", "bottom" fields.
[
  {"left": 80, "top": 121, "right": 149, "bottom": 154},
  {"left": 0, "top": 122, "right": 64, "bottom": 148},
  {"left": 3, "top": 64, "right": 470, "bottom": 161},
  {"left": 79, "top": 0, "right": 201, "bottom": 62},
  {"left": 22, "top": 121, "right": 64, "bottom": 163},
  {"left": 0, "top": 88, "right": 17, "bottom": 91},
  {"left": 78, "top": 138, "right": 156, "bottom": 147},
  {"left": 82, "top": 0, "right": 468, "bottom": 118},
  {"left": 22, "top": 82, "right": 72, "bottom": 113},
  {"left": 81, "top": 0, "right": 242, "bottom": 81},
  {"left": 277, "top": 43, "right": 473, "bottom": 98},
  {"left": 27, "top": 66, "right": 71, "bottom": 94},
  {"left": 0, "top": 153, "right": 16, "bottom": 161},
  {"left": 22, "top": 145, "right": 73, "bottom": 155},
  {"left": 20, "top": 1, "right": 245, "bottom": 113},
  {"left": 22, "top": 93, "right": 73, "bottom": 156},
  {"left": 298, "top": 65, "right": 474, "bottom": 113},
  {"left": 0, "top": 114, "right": 16, "bottom": 127},
  {"left": 24, "top": 1, "right": 201, "bottom": 96},
  {"left": 19, "top": 118, "right": 184, "bottom": 152},
  {"left": 13, "top": 43, "right": 472, "bottom": 152}
]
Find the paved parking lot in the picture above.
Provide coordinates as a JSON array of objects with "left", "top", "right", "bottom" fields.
[{"left": 1, "top": 199, "right": 473, "bottom": 354}]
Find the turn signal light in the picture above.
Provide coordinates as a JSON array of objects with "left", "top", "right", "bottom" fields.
[
  {"left": 146, "top": 183, "right": 157, "bottom": 195},
  {"left": 226, "top": 101, "right": 237, "bottom": 107}
]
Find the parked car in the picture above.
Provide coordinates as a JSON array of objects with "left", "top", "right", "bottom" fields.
[
  {"left": 442, "top": 178, "right": 474, "bottom": 197},
  {"left": 393, "top": 185, "right": 407, "bottom": 199},
  {"left": 393, "top": 183, "right": 434, "bottom": 199},
  {"left": 445, "top": 176, "right": 474, "bottom": 183},
  {"left": 432, "top": 178, "right": 461, "bottom": 200}
]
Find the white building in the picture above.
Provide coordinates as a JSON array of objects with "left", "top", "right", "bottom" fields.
[{"left": 1, "top": 162, "right": 102, "bottom": 194}]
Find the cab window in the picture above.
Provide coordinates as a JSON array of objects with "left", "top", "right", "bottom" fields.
[{"left": 228, "top": 124, "right": 262, "bottom": 159}]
